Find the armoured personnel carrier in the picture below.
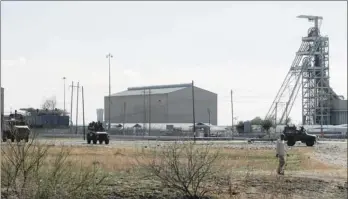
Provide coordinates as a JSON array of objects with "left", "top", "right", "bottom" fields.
[
  {"left": 282, "top": 125, "right": 317, "bottom": 146},
  {"left": 86, "top": 121, "right": 109, "bottom": 144},
  {"left": 2, "top": 112, "right": 31, "bottom": 142}
]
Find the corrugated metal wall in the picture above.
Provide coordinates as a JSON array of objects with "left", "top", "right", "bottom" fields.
[
  {"left": 331, "top": 111, "right": 348, "bottom": 125},
  {"left": 105, "top": 86, "right": 218, "bottom": 125},
  {"left": 167, "top": 87, "right": 218, "bottom": 125},
  {"left": 26, "top": 115, "right": 69, "bottom": 126},
  {"left": 105, "top": 93, "right": 169, "bottom": 124}
]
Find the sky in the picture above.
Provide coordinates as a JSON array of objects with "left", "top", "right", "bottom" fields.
[{"left": 1, "top": 1, "right": 347, "bottom": 126}]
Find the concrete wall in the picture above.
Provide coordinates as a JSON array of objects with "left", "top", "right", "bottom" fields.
[
  {"left": 104, "top": 86, "right": 218, "bottom": 125},
  {"left": 167, "top": 87, "right": 218, "bottom": 125},
  {"left": 105, "top": 93, "right": 168, "bottom": 124}
]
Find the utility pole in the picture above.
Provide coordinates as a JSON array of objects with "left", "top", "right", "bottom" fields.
[
  {"left": 207, "top": 108, "right": 211, "bottom": 137},
  {"left": 63, "top": 77, "right": 66, "bottom": 115},
  {"left": 123, "top": 102, "right": 126, "bottom": 136},
  {"left": 69, "top": 81, "right": 75, "bottom": 133},
  {"left": 143, "top": 89, "right": 146, "bottom": 136},
  {"left": 106, "top": 53, "right": 113, "bottom": 130},
  {"left": 82, "top": 86, "right": 85, "bottom": 140},
  {"left": 192, "top": 80, "right": 196, "bottom": 143},
  {"left": 231, "top": 90, "right": 234, "bottom": 131},
  {"left": 148, "top": 89, "right": 152, "bottom": 136},
  {"left": 75, "top": 82, "right": 80, "bottom": 134}
]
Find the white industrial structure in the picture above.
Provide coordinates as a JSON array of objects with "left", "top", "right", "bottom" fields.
[
  {"left": 96, "top": 108, "right": 104, "bottom": 122},
  {"left": 104, "top": 83, "right": 218, "bottom": 127},
  {"left": 266, "top": 15, "right": 347, "bottom": 126}
]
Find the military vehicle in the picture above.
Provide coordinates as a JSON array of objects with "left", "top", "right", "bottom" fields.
[
  {"left": 282, "top": 125, "right": 317, "bottom": 146},
  {"left": 86, "top": 121, "right": 109, "bottom": 144},
  {"left": 2, "top": 112, "right": 31, "bottom": 142}
]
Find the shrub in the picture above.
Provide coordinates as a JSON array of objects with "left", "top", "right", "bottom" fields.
[
  {"left": 136, "top": 141, "right": 221, "bottom": 199},
  {"left": 1, "top": 134, "right": 109, "bottom": 199}
]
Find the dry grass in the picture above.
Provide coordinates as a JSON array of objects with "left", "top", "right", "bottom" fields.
[
  {"left": 43, "top": 144, "right": 344, "bottom": 175},
  {"left": 3, "top": 142, "right": 346, "bottom": 199}
]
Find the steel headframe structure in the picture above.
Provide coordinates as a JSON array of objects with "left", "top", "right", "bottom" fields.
[{"left": 266, "top": 15, "right": 341, "bottom": 126}]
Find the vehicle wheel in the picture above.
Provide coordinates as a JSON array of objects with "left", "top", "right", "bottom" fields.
[
  {"left": 87, "top": 139, "right": 91, "bottom": 144},
  {"left": 105, "top": 139, "right": 109, "bottom": 145},
  {"left": 2, "top": 137, "right": 7, "bottom": 142},
  {"left": 25, "top": 137, "right": 29, "bottom": 142},
  {"left": 287, "top": 140, "right": 295, "bottom": 146},
  {"left": 99, "top": 140, "right": 103, "bottom": 144},
  {"left": 11, "top": 137, "right": 15, "bottom": 142},
  {"left": 93, "top": 139, "right": 97, "bottom": 144},
  {"left": 306, "top": 140, "right": 315, "bottom": 147}
]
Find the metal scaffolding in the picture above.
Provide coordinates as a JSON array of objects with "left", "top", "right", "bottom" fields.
[{"left": 266, "top": 15, "right": 340, "bottom": 125}]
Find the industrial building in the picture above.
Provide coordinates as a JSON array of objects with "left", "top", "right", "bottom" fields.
[
  {"left": 104, "top": 83, "right": 217, "bottom": 126},
  {"left": 20, "top": 108, "right": 69, "bottom": 127}
]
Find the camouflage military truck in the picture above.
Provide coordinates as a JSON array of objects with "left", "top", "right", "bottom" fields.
[
  {"left": 2, "top": 112, "right": 31, "bottom": 142},
  {"left": 282, "top": 125, "right": 317, "bottom": 147},
  {"left": 87, "top": 121, "right": 109, "bottom": 144}
]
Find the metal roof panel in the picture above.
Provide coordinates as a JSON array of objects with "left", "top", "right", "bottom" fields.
[{"left": 112, "top": 87, "right": 186, "bottom": 96}]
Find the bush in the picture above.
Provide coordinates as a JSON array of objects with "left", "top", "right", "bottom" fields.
[
  {"left": 136, "top": 141, "right": 221, "bottom": 199},
  {"left": 1, "top": 134, "right": 109, "bottom": 199},
  {"left": 236, "top": 121, "right": 244, "bottom": 133},
  {"left": 261, "top": 119, "right": 274, "bottom": 137}
]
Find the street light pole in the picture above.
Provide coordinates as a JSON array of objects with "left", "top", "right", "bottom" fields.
[
  {"left": 106, "top": 53, "right": 113, "bottom": 130},
  {"left": 63, "top": 77, "right": 66, "bottom": 115}
]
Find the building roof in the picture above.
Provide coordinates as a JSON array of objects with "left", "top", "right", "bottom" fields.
[{"left": 112, "top": 83, "right": 192, "bottom": 96}]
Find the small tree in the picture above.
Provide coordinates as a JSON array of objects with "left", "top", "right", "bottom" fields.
[
  {"left": 41, "top": 96, "right": 57, "bottom": 110},
  {"left": 262, "top": 119, "right": 273, "bottom": 138},
  {"left": 250, "top": 116, "right": 263, "bottom": 125}
]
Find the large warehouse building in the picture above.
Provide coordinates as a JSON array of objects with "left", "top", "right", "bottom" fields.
[{"left": 104, "top": 83, "right": 217, "bottom": 125}]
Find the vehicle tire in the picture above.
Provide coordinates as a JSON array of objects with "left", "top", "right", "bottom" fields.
[
  {"left": 105, "top": 139, "right": 109, "bottom": 145},
  {"left": 2, "top": 137, "right": 7, "bottom": 142},
  {"left": 287, "top": 140, "right": 295, "bottom": 146},
  {"left": 25, "top": 137, "right": 29, "bottom": 142},
  {"left": 93, "top": 139, "right": 97, "bottom": 144},
  {"left": 11, "top": 137, "right": 15, "bottom": 142},
  {"left": 87, "top": 139, "right": 91, "bottom": 144},
  {"left": 99, "top": 140, "right": 103, "bottom": 144},
  {"left": 306, "top": 140, "right": 315, "bottom": 147}
]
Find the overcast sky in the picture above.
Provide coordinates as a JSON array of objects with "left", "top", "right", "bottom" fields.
[{"left": 1, "top": 1, "right": 347, "bottom": 125}]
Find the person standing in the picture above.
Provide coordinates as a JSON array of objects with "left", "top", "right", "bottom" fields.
[{"left": 276, "top": 134, "right": 286, "bottom": 175}]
